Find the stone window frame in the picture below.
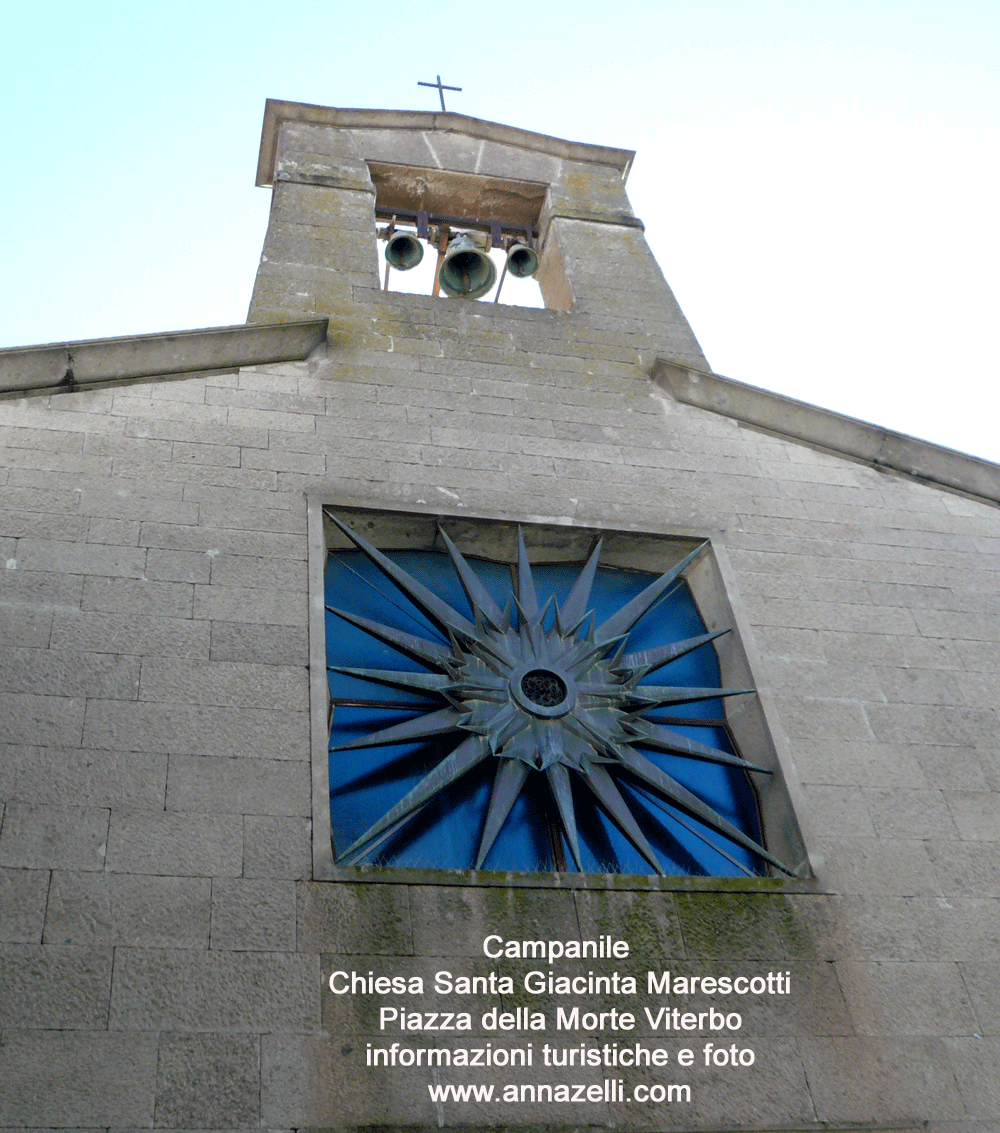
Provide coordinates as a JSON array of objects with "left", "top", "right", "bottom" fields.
[{"left": 306, "top": 494, "right": 816, "bottom": 891}]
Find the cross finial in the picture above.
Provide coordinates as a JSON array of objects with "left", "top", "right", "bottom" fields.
[{"left": 417, "top": 74, "right": 462, "bottom": 112}]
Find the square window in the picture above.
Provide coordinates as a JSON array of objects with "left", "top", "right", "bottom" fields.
[{"left": 307, "top": 503, "right": 810, "bottom": 884}]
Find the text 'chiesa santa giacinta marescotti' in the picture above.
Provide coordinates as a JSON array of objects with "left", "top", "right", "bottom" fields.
[{"left": 1, "top": 97, "right": 1000, "bottom": 1131}]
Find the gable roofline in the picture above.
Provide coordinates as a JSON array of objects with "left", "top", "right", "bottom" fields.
[
  {"left": 655, "top": 359, "right": 1000, "bottom": 507},
  {"left": 0, "top": 319, "right": 328, "bottom": 396},
  {"left": 255, "top": 99, "right": 635, "bottom": 188}
]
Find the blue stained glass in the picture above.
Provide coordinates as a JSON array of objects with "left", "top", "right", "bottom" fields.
[{"left": 325, "top": 543, "right": 768, "bottom": 877}]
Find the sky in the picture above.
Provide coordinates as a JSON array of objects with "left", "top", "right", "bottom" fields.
[{"left": 3, "top": 1, "right": 998, "bottom": 461}]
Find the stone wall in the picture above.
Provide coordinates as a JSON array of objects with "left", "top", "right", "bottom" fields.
[{"left": 1, "top": 106, "right": 999, "bottom": 1131}]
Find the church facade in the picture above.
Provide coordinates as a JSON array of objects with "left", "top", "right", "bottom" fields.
[{"left": 1, "top": 100, "right": 999, "bottom": 1131}]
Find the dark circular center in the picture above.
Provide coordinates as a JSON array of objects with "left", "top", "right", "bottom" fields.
[{"left": 519, "top": 669, "right": 568, "bottom": 708}]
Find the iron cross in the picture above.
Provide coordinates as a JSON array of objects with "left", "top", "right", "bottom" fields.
[{"left": 417, "top": 75, "right": 462, "bottom": 112}]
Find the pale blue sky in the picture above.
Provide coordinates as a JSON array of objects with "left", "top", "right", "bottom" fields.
[{"left": 4, "top": 1, "right": 998, "bottom": 459}]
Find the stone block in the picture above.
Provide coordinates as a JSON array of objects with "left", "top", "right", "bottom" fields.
[
  {"left": 106, "top": 811, "right": 243, "bottom": 877},
  {"left": 154, "top": 1033, "right": 260, "bottom": 1128},
  {"left": 911, "top": 743, "right": 992, "bottom": 791},
  {"left": 210, "top": 621, "right": 309, "bottom": 665},
  {"left": 87, "top": 516, "right": 142, "bottom": 545},
  {"left": 0, "top": 1029, "right": 157, "bottom": 1126},
  {"left": 800, "top": 1036, "right": 967, "bottom": 1123},
  {"left": 243, "top": 814, "right": 311, "bottom": 879},
  {"left": 170, "top": 440, "right": 240, "bottom": 466},
  {"left": 813, "top": 837, "right": 941, "bottom": 897},
  {"left": 792, "top": 739, "right": 929, "bottom": 788},
  {"left": 408, "top": 884, "right": 579, "bottom": 960},
  {"left": 0, "top": 567, "right": 82, "bottom": 611},
  {"left": 0, "top": 801, "right": 108, "bottom": 870},
  {"left": 50, "top": 609, "right": 210, "bottom": 658},
  {"left": 0, "top": 943, "right": 112, "bottom": 1027},
  {"left": 0, "top": 744, "right": 166, "bottom": 809},
  {"left": 944, "top": 1036, "right": 1000, "bottom": 1117},
  {"left": 298, "top": 881, "right": 412, "bottom": 955},
  {"left": 193, "top": 584, "right": 308, "bottom": 626},
  {"left": 77, "top": 485, "right": 198, "bottom": 524},
  {"left": 574, "top": 888, "right": 686, "bottom": 962},
  {"left": 928, "top": 841, "right": 1000, "bottom": 898},
  {"left": 12, "top": 537, "right": 147, "bottom": 578},
  {"left": 208, "top": 553, "right": 308, "bottom": 590},
  {"left": 803, "top": 785, "right": 875, "bottom": 839},
  {"left": 140, "top": 656, "right": 308, "bottom": 711},
  {"left": 610, "top": 1037, "right": 813, "bottom": 1130},
  {"left": 260, "top": 1031, "right": 436, "bottom": 1128},
  {"left": 0, "top": 603, "right": 53, "bottom": 649},
  {"left": 211, "top": 878, "right": 296, "bottom": 951},
  {"left": 109, "top": 947, "right": 320, "bottom": 1031},
  {"left": 81, "top": 575, "right": 194, "bottom": 618},
  {"left": 864, "top": 787, "right": 959, "bottom": 840},
  {"left": 907, "top": 896, "right": 1000, "bottom": 961},
  {"left": 145, "top": 547, "right": 212, "bottom": 583},
  {"left": 0, "top": 867, "right": 49, "bottom": 943},
  {"left": 125, "top": 414, "right": 269, "bottom": 449},
  {"left": 674, "top": 893, "right": 789, "bottom": 960},
  {"left": 44, "top": 871, "right": 211, "bottom": 948},
  {"left": 0, "top": 645, "right": 140, "bottom": 699},
  {"left": 957, "top": 963, "right": 1000, "bottom": 1035},
  {"left": 836, "top": 960, "right": 978, "bottom": 1036},
  {"left": 167, "top": 755, "right": 311, "bottom": 816},
  {"left": 943, "top": 791, "right": 1000, "bottom": 840},
  {"left": 83, "top": 699, "right": 309, "bottom": 760},
  {"left": 0, "top": 690, "right": 85, "bottom": 747}
]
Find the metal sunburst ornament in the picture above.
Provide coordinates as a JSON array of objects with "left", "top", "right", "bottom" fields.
[{"left": 325, "top": 514, "right": 792, "bottom": 876}]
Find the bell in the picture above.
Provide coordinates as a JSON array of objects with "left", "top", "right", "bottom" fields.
[
  {"left": 506, "top": 242, "right": 539, "bottom": 278},
  {"left": 385, "top": 231, "right": 424, "bottom": 271},
  {"left": 439, "top": 233, "right": 497, "bottom": 299}
]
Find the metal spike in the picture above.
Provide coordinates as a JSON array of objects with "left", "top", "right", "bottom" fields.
[
  {"left": 546, "top": 763, "right": 583, "bottom": 870},
  {"left": 330, "top": 706, "right": 460, "bottom": 751},
  {"left": 328, "top": 666, "right": 451, "bottom": 694},
  {"left": 326, "top": 606, "right": 451, "bottom": 669},
  {"left": 438, "top": 527, "right": 505, "bottom": 628},
  {"left": 328, "top": 514, "right": 476, "bottom": 638},
  {"left": 339, "top": 733, "right": 489, "bottom": 860},
  {"left": 615, "top": 746, "right": 792, "bottom": 874},
  {"left": 516, "top": 527, "right": 540, "bottom": 620},
  {"left": 475, "top": 760, "right": 530, "bottom": 867},
  {"left": 560, "top": 538, "right": 603, "bottom": 627},
  {"left": 626, "top": 720, "right": 771, "bottom": 773},
  {"left": 625, "top": 685, "right": 755, "bottom": 709},
  {"left": 616, "top": 629, "right": 731, "bottom": 678},
  {"left": 579, "top": 761, "right": 665, "bottom": 876},
  {"left": 595, "top": 541, "right": 708, "bottom": 642}
]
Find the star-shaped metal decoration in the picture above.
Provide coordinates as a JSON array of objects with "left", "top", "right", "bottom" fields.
[{"left": 325, "top": 514, "right": 792, "bottom": 877}]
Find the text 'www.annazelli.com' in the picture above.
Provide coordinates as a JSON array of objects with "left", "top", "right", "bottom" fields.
[{"left": 428, "top": 1081, "right": 690, "bottom": 1104}]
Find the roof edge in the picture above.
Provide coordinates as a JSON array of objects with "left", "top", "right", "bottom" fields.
[
  {"left": 0, "top": 319, "right": 329, "bottom": 396},
  {"left": 256, "top": 99, "right": 635, "bottom": 188},
  {"left": 654, "top": 359, "right": 1000, "bottom": 507}
]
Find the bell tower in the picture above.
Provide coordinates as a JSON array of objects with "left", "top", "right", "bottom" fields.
[{"left": 249, "top": 100, "right": 708, "bottom": 371}]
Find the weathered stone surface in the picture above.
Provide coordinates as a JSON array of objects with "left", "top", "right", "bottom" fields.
[
  {"left": 44, "top": 872, "right": 211, "bottom": 948},
  {"left": 109, "top": 947, "right": 320, "bottom": 1031},
  {"left": 298, "top": 881, "right": 412, "bottom": 955},
  {"left": 211, "top": 878, "right": 296, "bottom": 951},
  {"left": 0, "top": 1030, "right": 158, "bottom": 1126},
  {"left": 0, "top": 801, "right": 108, "bottom": 870},
  {"left": 408, "top": 884, "right": 578, "bottom": 959},
  {"left": 243, "top": 813, "right": 312, "bottom": 878},
  {"left": 0, "top": 943, "right": 112, "bottom": 1027},
  {"left": 155, "top": 1033, "right": 260, "bottom": 1128},
  {"left": 105, "top": 811, "right": 243, "bottom": 877},
  {"left": 0, "top": 866, "right": 49, "bottom": 942},
  {"left": 2, "top": 104, "right": 1000, "bottom": 1133}
]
